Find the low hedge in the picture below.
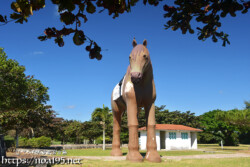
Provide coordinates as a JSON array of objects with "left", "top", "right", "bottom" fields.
[
  {"left": 19, "top": 136, "right": 51, "bottom": 148},
  {"left": 4, "top": 136, "right": 15, "bottom": 149}
]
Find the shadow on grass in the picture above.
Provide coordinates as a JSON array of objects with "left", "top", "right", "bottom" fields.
[
  {"left": 122, "top": 152, "right": 147, "bottom": 156},
  {"left": 215, "top": 148, "right": 242, "bottom": 151}
]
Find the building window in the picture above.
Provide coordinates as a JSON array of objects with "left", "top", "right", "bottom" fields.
[
  {"left": 169, "top": 132, "right": 176, "bottom": 139},
  {"left": 181, "top": 132, "right": 188, "bottom": 139}
]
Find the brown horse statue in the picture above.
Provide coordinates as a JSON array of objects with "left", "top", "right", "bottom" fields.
[{"left": 110, "top": 39, "right": 161, "bottom": 162}]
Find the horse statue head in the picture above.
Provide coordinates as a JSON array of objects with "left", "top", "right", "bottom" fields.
[{"left": 129, "top": 39, "right": 151, "bottom": 84}]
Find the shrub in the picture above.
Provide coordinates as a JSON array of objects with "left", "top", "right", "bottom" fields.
[
  {"left": 4, "top": 136, "right": 15, "bottom": 149},
  {"left": 95, "top": 136, "right": 111, "bottom": 144},
  {"left": 19, "top": 137, "right": 28, "bottom": 147},
  {"left": 4, "top": 136, "right": 52, "bottom": 148},
  {"left": 21, "top": 136, "right": 51, "bottom": 148},
  {"left": 36, "top": 136, "right": 51, "bottom": 147},
  {"left": 27, "top": 138, "right": 37, "bottom": 147}
]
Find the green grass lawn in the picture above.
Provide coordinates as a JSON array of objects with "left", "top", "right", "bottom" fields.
[
  {"left": 53, "top": 158, "right": 250, "bottom": 167},
  {"left": 54, "top": 144, "right": 250, "bottom": 157},
  {"left": 198, "top": 144, "right": 250, "bottom": 153}
]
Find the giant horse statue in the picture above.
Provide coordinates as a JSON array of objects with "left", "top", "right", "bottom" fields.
[{"left": 111, "top": 39, "right": 161, "bottom": 162}]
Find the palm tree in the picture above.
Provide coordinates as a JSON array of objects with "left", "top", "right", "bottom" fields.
[{"left": 91, "top": 104, "right": 111, "bottom": 150}]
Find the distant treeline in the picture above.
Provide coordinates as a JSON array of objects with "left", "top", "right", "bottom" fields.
[{"left": 4, "top": 103, "right": 250, "bottom": 147}]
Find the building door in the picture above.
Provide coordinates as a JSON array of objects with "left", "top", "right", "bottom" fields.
[
  {"left": 190, "top": 132, "right": 196, "bottom": 149},
  {"left": 160, "top": 131, "right": 166, "bottom": 149}
]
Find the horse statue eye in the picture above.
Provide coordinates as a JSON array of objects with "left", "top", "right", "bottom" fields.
[{"left": 143, "top": 55, "right": 148, "bottom": 59}]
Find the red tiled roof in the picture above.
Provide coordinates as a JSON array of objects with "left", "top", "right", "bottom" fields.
[{"left": 138, "top": 124, "right": 203, "bottom": 132}]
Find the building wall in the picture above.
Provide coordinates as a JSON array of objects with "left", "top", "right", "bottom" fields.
[
  {"left": 156, "top": 130, "right": 160, "bottom": 151},
  {"left": 139, "top": 130, "right": 198, "bottom": 151},
  {"left": 139, "top": 131, "right": 147, "bottom": 150},
  {"left": 165, "top": 131, "right": 191, "bottom": 150},
  {"left": 190, "top": 132, "right": 197, "bottom": 149}
]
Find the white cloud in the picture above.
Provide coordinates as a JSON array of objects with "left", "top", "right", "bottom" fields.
[
  {"left": 55, "top": 6, "right": 60, "bottom": 16},
  {"left": 54, "top": 5, "right": 67, "bottom": 16},
  {"left": 32, "top": 51, "right": 44, "bottom": 55},
  {"left": 66, "top": 105, "right": 75, "bottom": 109}
]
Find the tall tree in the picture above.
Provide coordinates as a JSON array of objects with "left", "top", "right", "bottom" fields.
[
  {"left": 0, "top": 48, "right": 52, "bottom": 147},
  {"left": 1, "top": 0, "right": 249, "bottom": 59},
  {"left": 91, "top": 105, "right": 112, "bottom": 150},
  {"left": 64, "top": 120, "right": 83, "bottom": 144},
  {"left": 244, "top": 101, "right": 250, "bottom": 109},
  {"left": 81, "top": 121, "right": 102, "bottom": 143},
  {"left": 154, "top": 105, "right": 200, "bottom": 128},
  {"left": 216, "top": 108, "right": 250, "bottom": 131},
  {"left": 200, "top": 110, "right": 239, "bottom": 146}
]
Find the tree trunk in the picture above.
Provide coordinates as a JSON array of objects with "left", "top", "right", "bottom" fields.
[
  {"left": 0, "top": 135, "right": 6, "bottom": 159},
  {"left": 15, "top": 129, "right": 19, "bottom": 148},
  {"left": 30, "top": 127, "right": 34, "bottom": 138},
  {"left": 103, "top": 124, "right": 105, "bottom": 150}
]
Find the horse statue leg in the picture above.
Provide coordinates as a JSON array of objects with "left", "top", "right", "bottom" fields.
[
  {"left": 125, "top": 89, "right": 143, "bottom": 162},
  {"left": 144, "top": 103, "right": 161, "bottom": 162},
  {"left": 110, "top": 98, "right": 124, "bottom": 156}
]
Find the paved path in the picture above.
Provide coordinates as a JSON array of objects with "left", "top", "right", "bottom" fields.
[
  {"left": 162, "top": 153, "right": 250, "bottom": 160},
  {"left": 67, "top": 153, "right": 250, "bottom": 161},
  {"left": 7, "top": 152, "right": 250, "bottom": 161}
]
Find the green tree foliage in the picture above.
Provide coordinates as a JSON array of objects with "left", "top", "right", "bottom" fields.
[
  {"left": 19, "top": 136, "right": 51, "bottom": 148},
  {"left": 91, "top": 105, "right": 112, "bottom": 149},
  {"left": 200, "top": 110, "right": 239, "bottom": 146},
  {"left": 244, "top": 101, "right": 250, "bottom": 109},
  {"left": 197, "top": 132, "right": 221, "bottom": 144},
  {"left": 0, "top": 48, "right": 50, "bottom": 115},
  {"left": 63, "top": 120, "right": 83, "bottom": 144},
  {"left": 47, "top": 117, "right": 67, "bottom": 144},
  {"left": 154, "top": 105, "right": 200, "bottom": 128},
  {"left": 216, "top": 109, "right": 250, "bottom": 131},
  {"left": 0, "top": 48, "right": 54, "bottom": 146},
  {"left": 1, "top": 1, "right": 249, "bottom": 60},
  {"left": 81, "top": 121, "right": 102, "bottom": 143}
]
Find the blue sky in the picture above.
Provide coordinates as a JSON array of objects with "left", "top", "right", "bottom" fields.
[{"left": 1, "top": 1, "right": 249, "bottom": 122}]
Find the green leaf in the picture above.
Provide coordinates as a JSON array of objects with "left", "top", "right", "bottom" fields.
[
  {"left": 58, "top": 1, "right": 75, "bottom": 12},
  {"left": 79, "top": 3, "right": 85, "bottom": 11},
  {"left": 30, "top": 0, "right": 45, "bottom": 11},
  {"left": 55, "top": 37, "right": 64, "bottom": 47},
  {"left": 73, "top": 31, "right": 86, "bottom": 46},
  {"left": 242, "top": 9, "right": 248, "bottom": 14},
  {"left": 38, "top": 36, "right": 47, "bottom": 41},
  {"left": 189, "top": 29, "right": 194, "bottom": 34},
  {"left": 86, "top": 2, "right": 96, "bottom": 14},
  {"left": 77, "top": 13, "right": 88, "bottom": 23},
  {"left": 11, "top": 2, "right": 21, "bottom": 13},
  {"left": 60, "top": 12, "right": 75, "bottom": 25},
  {"left": 10, "top": 13, "right": 23, "bottom": 20},
  {"left": 0, "top": 15, "right": 5, "bottom": 22}
]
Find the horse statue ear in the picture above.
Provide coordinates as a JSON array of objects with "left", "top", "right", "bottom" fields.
[
  {"left": 132, "top": 38, "right": 137, "bottom": 47},
  {"left": 143, "top": 39, "right": 147, "bottom": 47}
]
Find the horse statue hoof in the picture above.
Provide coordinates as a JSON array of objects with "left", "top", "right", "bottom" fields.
[
  {"left": 145, "top": 151, "right": 161, "bottom": 163},
  {"left": 110, "top": 149, "right": 123, "bottom": 156},
  {"left": 126, "top": 151, "right": 143, "bottom": 162}
]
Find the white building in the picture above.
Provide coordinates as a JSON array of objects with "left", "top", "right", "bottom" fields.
[{"left": 138, "top": 124, "right": 202, "bottom": 150}]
